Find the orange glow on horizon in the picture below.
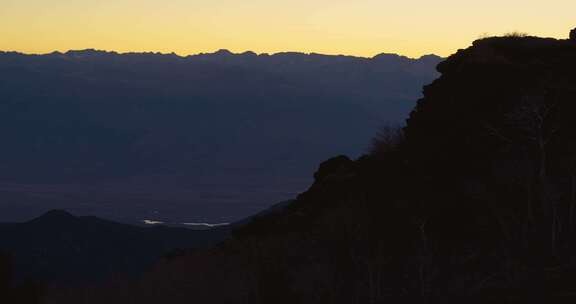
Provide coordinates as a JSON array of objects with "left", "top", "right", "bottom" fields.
[{"left": 1, "top": 0, "right": 574, "bottom": 58}]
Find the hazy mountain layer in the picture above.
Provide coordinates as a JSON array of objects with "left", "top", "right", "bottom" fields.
[{"left": 0, "top": 50, "right": 441, "bottom": 222}]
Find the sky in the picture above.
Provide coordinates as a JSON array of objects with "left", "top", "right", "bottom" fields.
[{"left": 0, "top": 0, "right": 575, "bottom": 58}]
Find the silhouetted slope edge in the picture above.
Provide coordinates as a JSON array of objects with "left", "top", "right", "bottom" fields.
[{"left": 71, "top": 31, "right": 576, "bottom": 304}]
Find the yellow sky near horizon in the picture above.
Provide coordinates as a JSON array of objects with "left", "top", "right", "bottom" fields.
[{"left": 0, "top": 0, "right": 574, "bottom": 58}]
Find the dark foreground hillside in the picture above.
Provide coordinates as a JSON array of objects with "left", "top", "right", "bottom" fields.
[
  {"left": 0, "top": 210, "right": 229, "bottom": 291},
  {"left": 52, "top": 31, "right": 576, "bottom": 304}
]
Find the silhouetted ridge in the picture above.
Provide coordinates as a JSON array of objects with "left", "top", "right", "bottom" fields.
[
  {"left": 372, "top": 53, "right": 408, "bottom": 61},
  {"left": 65, "top": 48, "right": 105, "bottom": 55},
  {"left": 103, "top": 30, "right": 576, "bottom": 304},
  {"left": 213, "top": 49, "right": 233, "bottom": 56},
  {"left": 1, "top": 48, "right": 442, "bottom": 63},
  {"left": 28, "top": 209, "right": 76, "bottom": 224},
  {"left": 418, "top": 54, "right": 444, "bottom": 63},
  {"left": 312, "top": 155, "right": 353, "bottom": 182}
]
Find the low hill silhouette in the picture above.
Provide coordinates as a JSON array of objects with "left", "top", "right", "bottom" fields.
[{"left": 0, "top": 210, "right": 229, "bottom": 286}]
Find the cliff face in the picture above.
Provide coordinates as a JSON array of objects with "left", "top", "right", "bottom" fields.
[
  {"left": 55, "top": 33, "right": 576, "bottom": 304},
  {"left": 406, "top": 35, "right": 576, "bottom": 177},
  {"left": 234, "top": 34, "right": 576, "bottom": 302}
]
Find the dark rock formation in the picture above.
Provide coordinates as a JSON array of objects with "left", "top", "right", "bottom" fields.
[{"left": 41, "top": 30, "right": 576, "bottom": 304}]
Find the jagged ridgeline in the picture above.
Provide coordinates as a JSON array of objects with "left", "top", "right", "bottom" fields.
[
  {"left": 0, "top": 49, "right": 441, "bottom": 223},
  {"left": 52, "top": 31, "right": 576, "bottom": 303}
]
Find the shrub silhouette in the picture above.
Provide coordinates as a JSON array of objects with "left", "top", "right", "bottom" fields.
[{"left": 369, "top": 124, "right": 404, "bottom": 156}]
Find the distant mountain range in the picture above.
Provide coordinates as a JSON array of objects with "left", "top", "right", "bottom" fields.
[{"left": 0, "top": 49, "right": 442, "bottom": 223}]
